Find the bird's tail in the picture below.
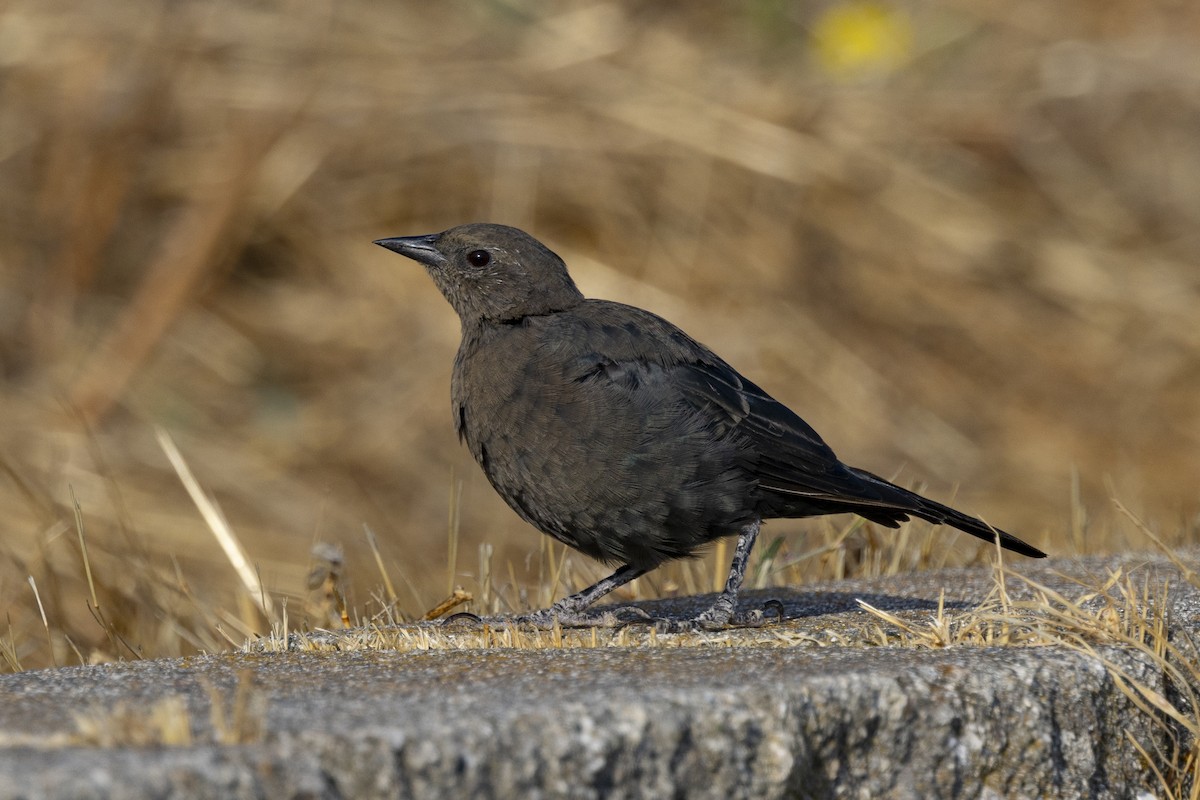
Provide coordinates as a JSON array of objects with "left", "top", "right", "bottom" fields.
[{"left": 850, "top": 468, "right": 1046, "bottom": 559}]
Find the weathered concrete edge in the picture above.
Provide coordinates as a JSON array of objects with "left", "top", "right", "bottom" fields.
[
  {"left": 0, "top": 644, "right": 1167, "bottom": 800},
  {"left": 0, "top": 550, "right": 1193, "bottom": 800}
]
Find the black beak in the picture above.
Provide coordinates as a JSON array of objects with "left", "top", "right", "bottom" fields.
[{"left": 374, "top": 234, "right": 446, "bottom": 267}]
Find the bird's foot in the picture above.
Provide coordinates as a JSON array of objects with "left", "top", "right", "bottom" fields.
[
  {"left": 511, "top": 608, "right": 606, "bottom": 628},
  {"left": 435, "top": 607, "right": 612, "bottom": 629},
  {"left": 508, "top": 603, "right": 652, "bottom": 629},
  {"left": 649, "top": 598, "right": 787, "bottom": 634}
]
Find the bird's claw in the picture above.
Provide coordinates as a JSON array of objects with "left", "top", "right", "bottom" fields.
[
  {"left": 441, "top": 599, "right": 785, "bottom": 633},
  {"left": 509, "top": 605, "right": 647, "bottom": 629},
  {"left": 761, "top": 598, "right": 786, "bottom": 622},
  {"left": 650, "top": 600, "right": 786, "bottom": 633}
]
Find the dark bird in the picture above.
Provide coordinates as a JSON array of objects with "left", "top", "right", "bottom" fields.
[{"left": 375, "top": 224, "right": 1045, "bottom": 629}]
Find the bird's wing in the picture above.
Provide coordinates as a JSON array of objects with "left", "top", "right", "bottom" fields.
[
  {"left": 546, "top": 304, "right": 1043, "bottom": 557},
  {"left": 553, "top": 301, "right": 916, "bottom": 509},
  {"left": 668, "top": 359, "right": 921, "bottom": 510}
]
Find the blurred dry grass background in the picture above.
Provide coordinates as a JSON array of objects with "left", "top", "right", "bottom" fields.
[{"left": 1, "top": 0, "right": 1198, "bottom": 671}]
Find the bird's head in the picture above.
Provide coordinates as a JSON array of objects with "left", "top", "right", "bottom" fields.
[{"left": 375, "top": 223, "right": 584, "bottom": 326}]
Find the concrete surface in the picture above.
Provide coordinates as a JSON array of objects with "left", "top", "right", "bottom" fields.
[{"left": 0, "top": 552, "right": 1191, "bottom": 799}]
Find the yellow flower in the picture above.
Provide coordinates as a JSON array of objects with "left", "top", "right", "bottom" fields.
[{"left": 813, "top": 2, "right": 913, "bottom": 78}]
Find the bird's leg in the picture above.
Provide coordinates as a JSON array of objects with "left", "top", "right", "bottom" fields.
[
  {"left": 698, "top": 518, "right": 761, "bottom": 625},
  {"left": 661, "top": 519, "right": 762, "bottom": 632},
  {"left": 515, "top": 563, "right": 649, "bottom": 627}
]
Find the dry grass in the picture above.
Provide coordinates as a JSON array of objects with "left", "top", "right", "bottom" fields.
[
  {"left": 867, "top": 561, "right": 1199, "bottom": 798},
  {"left": 0, "top": 0, "right": 1198, "bottom": 676}
]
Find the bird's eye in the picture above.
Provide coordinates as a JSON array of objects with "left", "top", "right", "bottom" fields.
[{"left": 467, "top": 250, "right": 491, "bottom": 267}]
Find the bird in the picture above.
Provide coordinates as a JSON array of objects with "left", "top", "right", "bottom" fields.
[{"left": 374, "top": 223, "right": 1045, "bottom": 629}]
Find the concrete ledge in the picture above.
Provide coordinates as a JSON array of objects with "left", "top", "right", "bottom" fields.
[{"left": 0, "top": 553, "right": 1188, "bottom": 799}]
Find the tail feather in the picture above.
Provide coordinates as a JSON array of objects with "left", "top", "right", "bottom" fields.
[{"left": 849, "top": 468, "right": 1046, "bottom": 559}]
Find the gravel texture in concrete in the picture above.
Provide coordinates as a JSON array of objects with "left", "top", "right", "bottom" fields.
[{"left": 0, "top": 552, "right": 1188, "bottom": 799}]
